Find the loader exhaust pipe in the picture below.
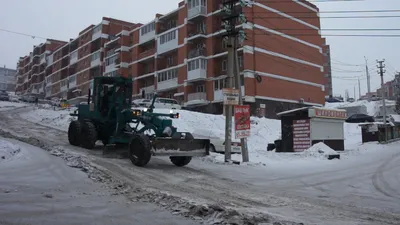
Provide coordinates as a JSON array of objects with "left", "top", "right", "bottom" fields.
[{"left": 87, "top": 88, "right": 91, "bottom": 104}]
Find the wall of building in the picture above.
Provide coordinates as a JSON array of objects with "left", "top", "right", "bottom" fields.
[{"left": 0, "top": 67, "right": 17, "bottom": 91}]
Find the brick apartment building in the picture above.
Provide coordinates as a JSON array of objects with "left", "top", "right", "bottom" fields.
[
  {"left": 15, "top": 18, "right": 135, "bottom": 100},
  {"left": 15, "top": 0, "right": 326, "bottom": 118},
  {"left": 322, "top": 38, "right": 332, "bottom": 97}
]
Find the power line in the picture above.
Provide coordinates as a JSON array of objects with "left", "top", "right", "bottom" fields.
[
  {"left": 248, "top": 15, "right": 400, "bottom": 19},
  {"left": 0, "top": 28, "right": 48, "bottom": 40},
  {"left": 257, "top": 0, "right": 365, "bottom": 3},
  {"left": 253, "top": 33, "right": 400, "bottom": 37},
  {"left": 252, "top": 9, "right": 400, "bottom": 14}
]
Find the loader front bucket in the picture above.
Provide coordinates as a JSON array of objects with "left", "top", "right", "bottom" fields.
[{"left": 151, "top": 138, "right": 210, "bottom": 157}]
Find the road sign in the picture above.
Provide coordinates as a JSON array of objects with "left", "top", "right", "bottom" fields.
[
  {"left": 223, "top": 88, "right": 239, "bottom": 105},
  {"left": 234, "top": 105, "right": 251, "bottom": 138}
]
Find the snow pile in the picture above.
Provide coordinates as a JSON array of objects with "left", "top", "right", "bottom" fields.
[
  {"left": 0, "top": 101, "right": 27, "bottom": 111},
  {"left": 0, "top": 139, "right": 21, "bottom": 162},
  {"left": 21, "top": 108, "right": 75, "bottom": 131},
  {"left": 302, "top": 142, "right": 338, "bottom": 159}
]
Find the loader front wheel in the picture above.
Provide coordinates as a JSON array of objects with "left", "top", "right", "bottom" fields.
[
  {"left": 68, "top": 120, "right": 81, "bottom": 146},
  {"left": 170, "top": 156, "right": 192, "bottom": 167},
  {"left": 80, "top": 121, "right": 97, "bottom": 150},
  {"left": 169, "top": 132, "right": 193, "bottom": 167},
  {"left": 129, "top": 133, "right": 152, "bottom": 167}
]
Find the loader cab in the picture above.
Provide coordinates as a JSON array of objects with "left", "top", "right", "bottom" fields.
[{"left": 89, "top": 77, "right": 133, "bottom": 119}]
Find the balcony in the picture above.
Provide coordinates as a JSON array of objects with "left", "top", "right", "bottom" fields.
[
  {"left": 185, "top": 92, "right": 208, "bottom": 106},
  {"left": 91, "top": 51, "right": 101, "bottom": 67},
  {"left": 40, "top": 54, "right": 46, "bottom": 65},
  {"left": 70, "top": 51, "right": 78, "bottom": 65},
  {"left": 139, "top": 22, "right": 156, "bottom": 44},
  {"left": 69, "top": 75, "right": 76, "bottom": 89},
  {"left": 138, "top": 48, "right": 156, "bottom": 60},
  {"left": 157, "top": 30, "right": 178, "bottom": 55},
  {"left": 140, "top": 85, "right": 155, "bottom": 94},
  {"left": 187, "top": 58, "right": 207, "bottom": 81},
  {"left": 92, "top": 25, "right": 102, "bottom": 41},
  {"left": 188, "top": 48, "right": 206, "bottom": 59},
  {"left": 60, "top": 79, "right": 68, "bottom": 92},
  {"left": 188, "top": 3, "right": 207, "bottom": 19},
  {"left": 214, "top": 86, "right": 245, "bottom": 101},
  {"left": 158, "top": 78, "right": 178, "bottom": 91}
]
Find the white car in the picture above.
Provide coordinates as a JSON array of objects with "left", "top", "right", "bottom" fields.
[
  {"left": 133, "top": 98, "right": 181, "bottom": 110},
  {"left": 192, "top": 129, "right": 242, "bottom": 154}
]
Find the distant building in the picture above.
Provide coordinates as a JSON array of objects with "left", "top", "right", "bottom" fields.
[{"left": 0, "top": 66, "right": 17, "bottom": 92}]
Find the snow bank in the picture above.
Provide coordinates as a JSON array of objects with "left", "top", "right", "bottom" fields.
[
  {"left": 21, "top": 108, "right": 75, "bottom": 131},
  {"left": 0, "top": 139, "right": 21, "bottom": 162},
  {"left": 0, "top": 101, "right": 27, "bottom": 111}
]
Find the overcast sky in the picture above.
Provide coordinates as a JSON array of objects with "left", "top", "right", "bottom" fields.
[{"left": 0, "top": 0, "right": 399, "bottom": 97}]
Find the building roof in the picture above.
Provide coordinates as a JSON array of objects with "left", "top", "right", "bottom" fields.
[{"left": 277, "top": 106, "right": 347, "bottom": 117}]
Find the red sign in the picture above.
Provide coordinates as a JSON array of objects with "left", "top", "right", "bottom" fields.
[
  {"left": 314, "top": 108, "right": 347, "bottom": 119},
  {"left": 234, "top": 105, "right": 251, "bottom": 139},
  {"left": 292, "top": 119, "right": 311, "bottom": 152}
]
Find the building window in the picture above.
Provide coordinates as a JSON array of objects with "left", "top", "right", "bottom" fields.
[
  {"left": 238, "top": 56, "right": 243, "bottom": 68},
  {"left": 93, "top": 25, "right": 102, "bottom": 34},
  {"left": 167, "top": 56, "right": 174, "bottom": 66},
  {"left": 188, "top": 59, "right": 207, "bottom": 71},
  {"left": 160, "top": 30, "right": 176, "bottom": 45},
  {"left": 196, "top": 84, "right": 205, "bottom": 92},
  {"left": 141, "top": 22, "right": 155, "bottom": 36},
  {"left": 157, "top": 69, "right": 178, "bottom": 82},
  {"left": 214, "top": 78, "right": 226, "bottom": 90},
  {"left": 222, "top": 60, "right": 227, "bottom": 71}
]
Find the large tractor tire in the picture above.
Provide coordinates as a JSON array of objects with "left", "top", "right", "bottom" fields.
[
  {"left": 80, "top": 121, "right": 98, "bottom": 150},
  {"left": 68, "top": 120, "right": 81, "bottom": 146},
  {"left": 129, "top": 133, "right": 152, "bottom": 167},
  {"left": 169, "top": 131, "right": 193, "bottom": 167}
]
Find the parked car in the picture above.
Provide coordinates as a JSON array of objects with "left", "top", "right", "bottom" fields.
[
  {"left": 0, "top": 91, "right": 10, "bottom": 101},
  {"left": 132, "top": 99, "right": 151, "bottom": 108},
  {"left": 345, "top": 114, "right": 375, "bottom": 123},
  {"left": 192, "top": 129, "right": 242, "bottom": 154},
  {"left": 154, "top": 98, "right": 181, "bottom": 110},
  {"left": 133, "top": 98, "right": 182, "bottom": 110}
]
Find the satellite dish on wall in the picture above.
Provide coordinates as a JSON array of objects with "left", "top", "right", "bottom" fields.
[{"left": 255, "top": 74, "right": 262, "bottom": 83}]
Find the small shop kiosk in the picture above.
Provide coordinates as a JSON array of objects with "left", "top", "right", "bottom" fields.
[{"left": 277, "top": 106, "right": 347, "bottom": 152}]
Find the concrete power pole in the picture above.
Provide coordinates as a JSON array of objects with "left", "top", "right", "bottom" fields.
[
  {"left": 221, "top": 0, "right": 249, "bottom": 162},
  {"left": 377, "top": 59, "right": 387, "bottom": 142},
  {"left": 358, "top": 77, "right": 361, "bottom": 100},
  {"left": 364, "top": 56, "right": 371, "bottom": 94}
]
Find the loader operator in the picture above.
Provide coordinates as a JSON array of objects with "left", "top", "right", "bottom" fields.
[{"left": 100, "top": 86, "right": 113, "bottom": 116}]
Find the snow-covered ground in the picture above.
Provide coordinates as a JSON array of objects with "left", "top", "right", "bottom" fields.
[
  {"left": 20, "top": 105, "right": 365, "bottom": 166},
  {"left": 2, "top": 104, "right": 400, "bottom": 225},
  {"left": 0, "top": 101, "right": 27, "bottom": 111},
  {"left": 0, "top": 137, "right": 198, "bottom": 225}
]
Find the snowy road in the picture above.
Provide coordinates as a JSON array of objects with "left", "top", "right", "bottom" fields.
[
  {"left": 0, "top": 106, "right": 400, "bottom": 225},
  {"left": 0, "top": 137, "right": 198, "bottom": 225}
]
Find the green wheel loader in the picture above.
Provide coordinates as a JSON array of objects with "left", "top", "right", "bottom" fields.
[{"left": 68, "top": 76, "right": 210, "bottom": 167}]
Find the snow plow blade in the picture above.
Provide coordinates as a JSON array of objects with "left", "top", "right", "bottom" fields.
[{"left": 151, "top": 138, "right": 210, "bottom": 157}]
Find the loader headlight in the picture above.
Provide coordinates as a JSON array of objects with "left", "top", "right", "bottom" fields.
[
  {"left": 143, "top": 108, "right": 148, "bottom": 112},
  {"left": 132, "top": 110, "right": 141, "bottom": 116},
  {"left": 170, "top": 113, "right": 179, "bottom": 118}
]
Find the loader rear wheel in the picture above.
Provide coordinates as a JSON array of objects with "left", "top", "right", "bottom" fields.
[
  {"left": 80, "top": 121, "right": 97, "bottom": 150},
  {"left": 129, "top": 133, "right": 152, "bottom": 167},
  {"left": 170, "top": 156, "right": 192, "bottom": 167},
  {"left": 68, "top": 120, "right": 81, "bottom": 146}
]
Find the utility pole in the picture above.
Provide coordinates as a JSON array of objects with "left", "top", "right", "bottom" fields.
[
  {"left": 358, "top": 77, "right": 361, "bottom": 100},
  {"left": 364, "top": 56, "right": 371, "bottom": 94},
  {"left": 221, "top": 0, "right": 248, "bottom": 162},
  {"left": 377, "top": 59, "right": 387, "bottom": 142}
]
